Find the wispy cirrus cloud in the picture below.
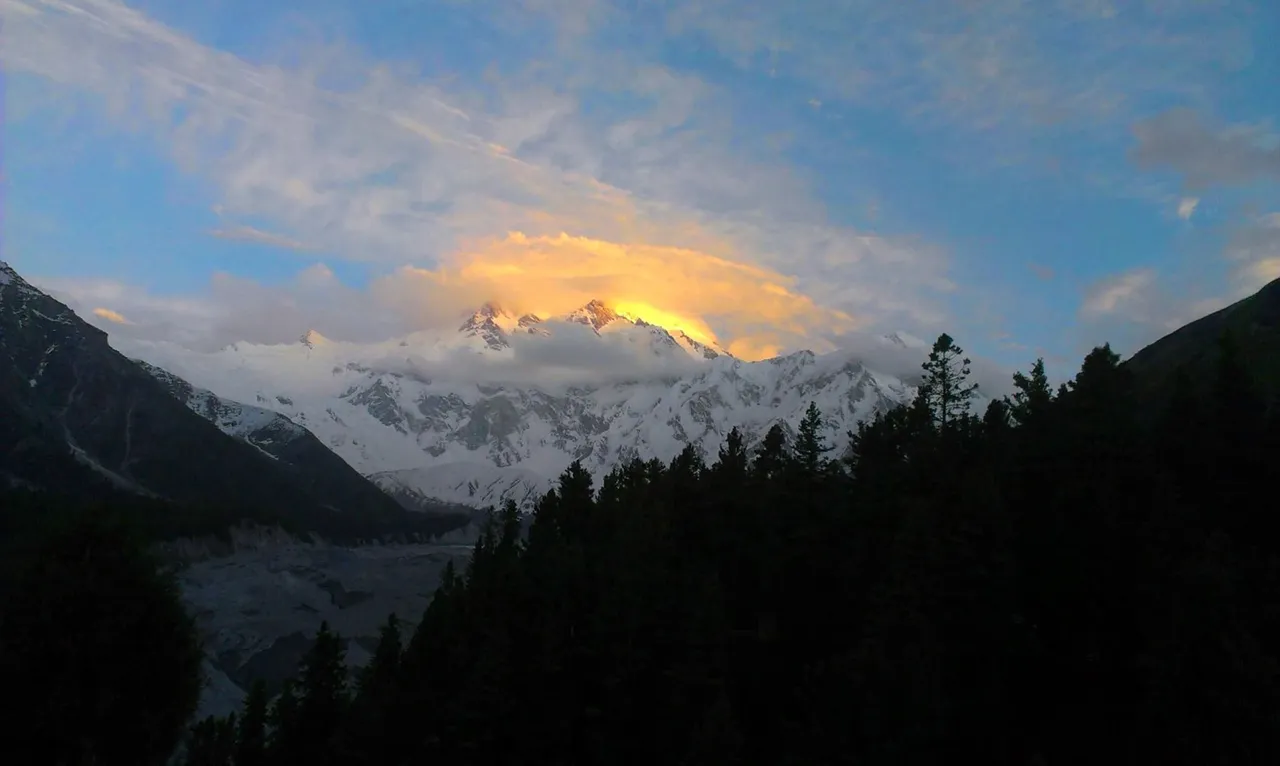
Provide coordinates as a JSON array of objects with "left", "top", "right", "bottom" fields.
[
  {"left": 0, "top": 0, "right": 956, "bottom": 348},
  {"left": 208, "top": 226, "right": 313, "bottom": 251},
  {"left": 1081, "top": 268, "right": 1158, "bottom": 320},
  {"left": 659, "top": 0, "right": 1252, "bottom": 139},
  {"left": 1076, "top": 266, "right": 1235, "bottom": 355}
]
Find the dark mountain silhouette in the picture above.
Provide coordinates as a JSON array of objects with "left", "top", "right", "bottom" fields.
[{"left": 0, "top": 261, "right": 468, "bottom": 542}]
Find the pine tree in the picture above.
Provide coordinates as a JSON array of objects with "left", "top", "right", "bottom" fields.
[
  {"left": 717, "top": 427, "right": 749, "bottom": 479},
  {"left": 343, "top": 614, "right": 405, "bottom": 764},
  {"left": 184, "top": 713, "right": 236, "bottom": 766},
  {"left": 359, "top": 613, "right": 403, "bottom": 701},
  {"left": 296, "top": 622, "right": 350, "bottom": 750},
  {"left": 918, "top": 333, "right": 979, "bottom": 428},
  {"left": 266, "top": 680, "right": 300, "bottom": 762},
  {"left": 1009, "top": 358, "right": 1053, "bottom": 426},
  {"left": 982, "top": 397, "right": 1011, "bottom": 434},
  {"left": 794, "top": 402, "right": 832, "bottom": 474},
  {"left": 753, "top": 423, "right": 789, "bottom": 479},
  {"left": 235, "top": 680, "right": 268, "bottom": 766}
]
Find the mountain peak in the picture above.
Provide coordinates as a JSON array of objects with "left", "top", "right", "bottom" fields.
[
  {"left": 0, "top": 260, "right": 34, "bottom": 293},
  {"left": 460, "top": 302, "right": 516, "bottom": 327},
  {"left": 881, "top": 331, "right": 928, "bottom": 350},
  {"left": 459, "top": 302, "right": 516, "bottom": 350},
  {"left": 300, "top": 329, "right": 330, "bottom": 348},
  {"left": 516, "top": 313, "right": 547, "bottom": 336},
  {"left": 474, "top": 302, "right": 508, "bottom": 319},
  {"left": 565, "top": 299, "right": 623, "bottom": 332}
]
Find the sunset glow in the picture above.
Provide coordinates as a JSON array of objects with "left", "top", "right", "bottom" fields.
[{"left": 379, "top": 232, "right": 858, "bottom": 360}]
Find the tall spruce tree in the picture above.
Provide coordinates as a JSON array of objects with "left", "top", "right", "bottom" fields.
[
  {"left": 1009, "top": 358, "right": 1053, "bottom": 426},
  {"left": 266, "top": 679, "right": 300, "bottom": 762},
  {"left": 295, "top": 622, "right": 350, "bottom": 756},
  {"left": 235, "top": 680, "right": 269, "bottom": 766},
  {"left": 795, "top": 401, "right": 832, "bottom": 474},
  {"left": 919, "top": 333, "right": 979, "bottom": 428},
  {"left": 717, "top": 427, "right": 749, "bottom": 479},
  {"left": 753, "top": 423, "right": 790, "bottom": 479}
]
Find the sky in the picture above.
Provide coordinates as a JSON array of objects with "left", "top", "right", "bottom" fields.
[{"left": 2, "top": 0, "right": 1279, "bottom": 376}]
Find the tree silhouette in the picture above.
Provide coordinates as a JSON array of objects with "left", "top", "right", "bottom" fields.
[
  {"left": 919, "top": 333, "right": 979, "bottom": 428},
  {"left": 0, "top": 510, "right": 202, "bottom": 766},
  {"left": 173, "top": 327, "right": 1280, "bottom": 766},
  {"left": 236, "top": 680, "right": 269, "bottom": 766},
  {"left": 794, "top": 401, "right": 832, "bottom": 474}
]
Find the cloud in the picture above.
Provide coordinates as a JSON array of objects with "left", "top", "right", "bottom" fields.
[
  {"left": 0, "top": 0, "right": 952, "bottom": 337},
  {"left": 1242, "top": 257, "right": 1280, "bottom": 289},
  {"left": 208, "top": 225, "right": 313, "bottom": 252},
  {"left": 36, "top": 264, "right": 404, "bottom": 352},
  {"left": 1225, "top": 212, "right": 1280, "bottom": 292},
  {"left": 1177, "top": 197, "right": 1199, "bottom": 220},
  {"left": 34, "top": 219, "right": 930, "bottom": 363},
  {"left": 661, "top": 0, "right": 1251, "bottom": 141},
  {"left": 1080, "top": 269, "right": 1157, "bottom": 319},
  {"left": 34, "top": 234, "right": 853, "bottom": 362},
  {"left": 32, "top": 251, "right": 1023, "bottom": 395},
  {"left": 1075, "top": 267, "right": 1191, "bottom": 357},
  {"left": 91, "top": 307, "right": 131, "bottom": 324},
  {"left": 1071, "top": 209, "right": 1280, "bottom": 359},
  {"left": 373, "top": 232, "right": 860, "bottom": 360},
  {"left": 1131, "top": 108, "right": 1280, "bottom": 189}
]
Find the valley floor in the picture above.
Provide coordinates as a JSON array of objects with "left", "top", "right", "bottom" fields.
[{"left": 179, "top": 542, "right": 473, "bottom": 718}]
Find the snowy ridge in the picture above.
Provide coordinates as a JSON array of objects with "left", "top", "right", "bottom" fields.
[
  {"left": 116, "top": 299, "right": 934, "bottom": 510},
  {"left": 0, "top": 261, "right": 73, "bottom": 323},
  {"left": 136, "top": 360, "right": 310, "bottom": 459}
]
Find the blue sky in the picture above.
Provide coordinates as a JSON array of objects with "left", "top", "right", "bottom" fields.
[{"left": 2, "top": 0, "right": 1279, "bottom": 373}]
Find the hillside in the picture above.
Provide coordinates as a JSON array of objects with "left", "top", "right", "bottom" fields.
[
  {"left": 1125, "top": 275, "right": 1280, "bottom": 410},
  {"left": 0, "top": 261, "right": 467, "bottom": 542}
]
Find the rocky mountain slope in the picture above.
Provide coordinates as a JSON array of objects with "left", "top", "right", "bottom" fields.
[
  {"left": 137, "top": 360, "right": 473, "bottom": 520},
  {"left": 117, "top": 298, "right": 931, "bottom": 510},
  {"left": 0, "top": 261, "right": 457, "bottom": 536},
  {"left": 1125, "top": 274, "right": 1280, "bottom": 412}
]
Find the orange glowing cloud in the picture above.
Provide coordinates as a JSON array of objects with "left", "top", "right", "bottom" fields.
[
  {"left": 376, "top": 232, "right": 860, "bottom": 360},
  {"left": 92, "top": 307, "right": 132, "bottom": 325}
]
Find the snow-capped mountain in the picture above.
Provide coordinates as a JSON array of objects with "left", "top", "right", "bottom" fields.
[{"left": 115, "top": 299, "right": 927, "bottom": 510}]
